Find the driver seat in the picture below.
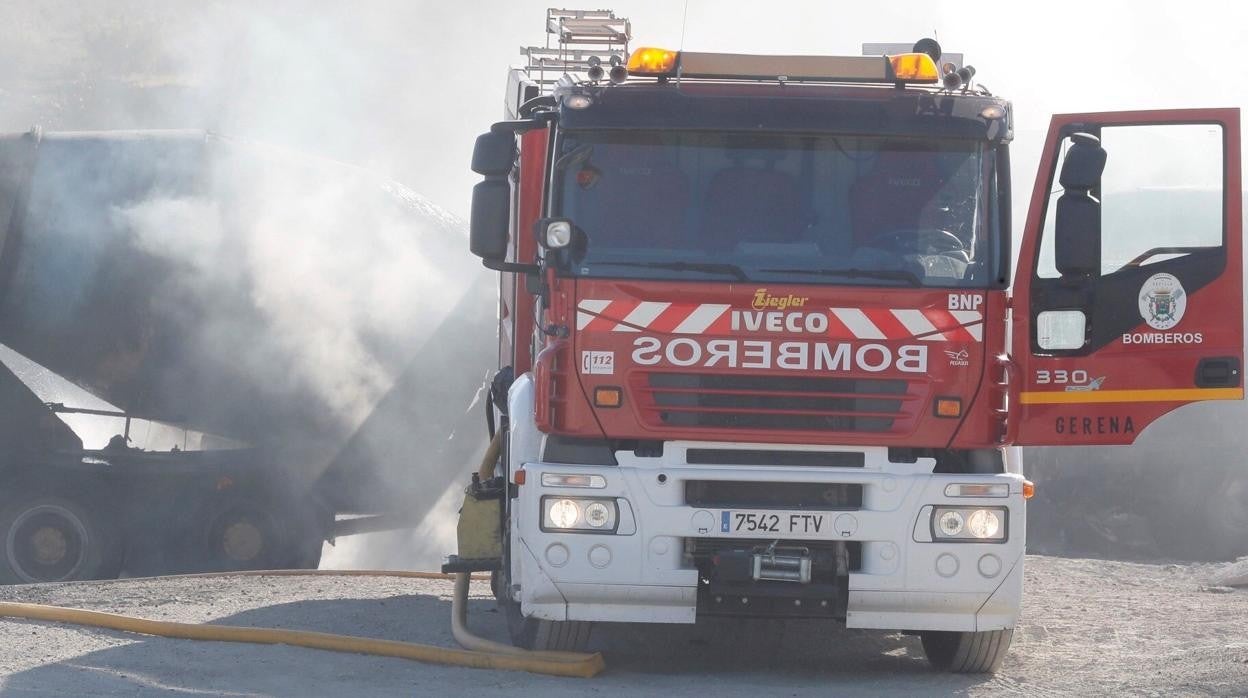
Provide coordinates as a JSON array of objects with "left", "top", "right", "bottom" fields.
[
  {"left": 572, "top": 144, "right": 690, "bottom": 249},
  {"left": 849, "top": 149, "right": 945, "bottom": 245},
  {"left": 701, "top": 165, "right": 805, "bottom": 251}
]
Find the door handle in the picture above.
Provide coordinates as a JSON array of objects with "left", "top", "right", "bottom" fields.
[{"left": 1195, "top": 357, "right": 1241, "bottom": 388}]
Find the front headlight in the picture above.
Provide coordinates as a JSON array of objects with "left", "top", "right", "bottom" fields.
[
  {"left": 931, "top": 506, "right": 1007, "bottom": 542},
  {"left": 541, "top": 496, "right": 618, "bottom": 533},
  {"left": 548, "top": 499, "right": 580, "bottom": 528},
  {"left": 937, "top": 510, "right": 965, "bottom": 537},
  {"left": 967, "top": 509, "right": 1001, "bottom": 538}
]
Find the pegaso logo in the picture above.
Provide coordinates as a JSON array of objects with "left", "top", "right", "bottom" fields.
[
  {"left": 751, "top": 289, "right": 809, "bottom": 312},
  {"left": 944, "top": 348, "right": 970, "bottom": 367},
  {"left": 1138, "top": 273, "right": 1186, "bottom": 331}
]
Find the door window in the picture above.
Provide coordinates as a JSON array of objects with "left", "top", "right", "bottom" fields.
[{"left": 1037, "top": 124, "right": 1224, "bottom": 279}]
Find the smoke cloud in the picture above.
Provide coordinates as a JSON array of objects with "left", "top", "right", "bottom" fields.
[{"left": 1, "top": 1, "right": 499, "bottom": 571}]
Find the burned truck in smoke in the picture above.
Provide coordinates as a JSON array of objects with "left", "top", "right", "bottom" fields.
[{"left": 0, "top": 128, "right": 494, "bottom": 583}]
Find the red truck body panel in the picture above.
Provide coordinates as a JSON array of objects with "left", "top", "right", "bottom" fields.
[
  {"left": 1012, "top": 108, "right": 1243, "bottom": 445},
  {"left": 507, "top": 99, "right": 1242, "bottom": 451}
]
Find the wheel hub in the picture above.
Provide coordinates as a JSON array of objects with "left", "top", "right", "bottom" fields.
[
  {"left": 222, "top": 520, "right": 264, "bottom": 562},
  {"left": 30, "top": 526, "right": 68, "bottom": 565}
]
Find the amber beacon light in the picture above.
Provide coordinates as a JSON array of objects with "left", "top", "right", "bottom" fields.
[
  {"left": 888, "top": 53, "right": 940, "bottom": 83},
  {"left": 627, "top": 47, "right": 680, "bottom": 76}
]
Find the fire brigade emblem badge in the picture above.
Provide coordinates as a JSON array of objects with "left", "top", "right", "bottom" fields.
[{"left": 1137, "top": 273, "right": 1186, "bottom": 330}]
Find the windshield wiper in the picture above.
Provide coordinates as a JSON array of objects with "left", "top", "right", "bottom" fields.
[
  {"left": 757, "top": 267, "right": 922, "bottom": 287},
  {"left": 592, "top": 260, "right": 750, "bottom": 281}
]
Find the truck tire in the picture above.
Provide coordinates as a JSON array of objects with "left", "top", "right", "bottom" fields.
[
  {"left": 503, "top": 599, "right": 593, "bottom": 652},
  {"left": 920, "top": 628, "right": 1013, "bottom": 673},
  {"left": 0, "top": 493, "right": 124, "bottom": 584}
]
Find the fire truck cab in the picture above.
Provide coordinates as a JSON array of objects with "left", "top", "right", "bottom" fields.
[{"left": 452, "top": 9, "right": 1242, "bottom": 673}]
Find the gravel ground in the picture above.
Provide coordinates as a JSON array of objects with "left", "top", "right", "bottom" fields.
[{"left": 1, "top": 555, "right": 1246, "bottom": 696}]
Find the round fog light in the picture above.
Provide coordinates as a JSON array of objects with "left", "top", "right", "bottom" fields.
[
  {"left": 978, "top": 553, "right": 1002, "bottom": 578},
  {"left": 938, "top": 510, "right": 965, "bottom": 537},
  {"left": 589, "top": 544, "right": 612, "bottom": 568},
  {"left": 545, "top": 543, "right": 570, "bottom": 567},
  {"left": 584, "top": 501, "right": 610, "bottom": 528},
  {"left": 967, "top": 509, "right": 1001, "bottom": 539}
]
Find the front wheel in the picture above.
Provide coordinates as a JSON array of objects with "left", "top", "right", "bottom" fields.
[
  {"left": 920, "top": 629, "right": 1013, "bottom": 673},
  {"left": 503, "top": 598, "right": 593, "bottom": 652}
]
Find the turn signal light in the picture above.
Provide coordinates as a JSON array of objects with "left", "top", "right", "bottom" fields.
[
  {"left": 934, "top": 396, "right": 962, "bottom": 418},
  {"left": 594, "top": 386, "right": 623, "bottom": 408},
  {"left": 1022, "top": 480, "right": 1035, "bottom": 500},
  {"left": 514, "top": 468, "right": 526, "bottom": 486},
  {"left": 888, "top": 52, "right": 940, "bottom": 83},
  {"left": 627, "top": 47, "right": 679, "bottom": 76}
]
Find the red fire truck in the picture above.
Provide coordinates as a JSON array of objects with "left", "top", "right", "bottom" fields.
[{"left": 450, "top": 9, "right": 1242, "bottom": 672}]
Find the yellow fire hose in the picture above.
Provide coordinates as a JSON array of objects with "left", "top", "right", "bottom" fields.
[
  {"left": 0, "top": 569, "right": 605, "bottom": 678},
  {"left": 0, "top": 434, "right": 606, "bottom": 677}
]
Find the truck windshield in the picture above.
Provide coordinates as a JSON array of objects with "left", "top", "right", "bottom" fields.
[{"left": 555, "top": 130, "right": 996, "bottom": 288}]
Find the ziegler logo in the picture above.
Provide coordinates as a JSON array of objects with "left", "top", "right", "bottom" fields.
[{"left": 751, "top": 289, "right": 809, "bottom": 311}]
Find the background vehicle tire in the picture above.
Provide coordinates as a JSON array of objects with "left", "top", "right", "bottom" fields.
[
  {"left": 204, "top": 497, "right": 288, "bottom": 571},
  {"left": 920, "top": 628, "right": 1013, "bottom": 673},
  {"left": 0, "top": 493, "right": 124, "bottom": 584},
  {"left": 1199, "top": 474, "right": 1248, "bottom": 561},
  {"left": 285, "top": 523, "right": 325, "bottom": 570},
  {"left": 503, "top": 598, "right": 592, "bottom": 652},
  {"left": 204, "top": 495, "right": 325, "bottom": 571}
]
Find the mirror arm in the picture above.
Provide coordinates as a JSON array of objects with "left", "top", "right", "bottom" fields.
[
  {"left": 482, "top": 258, "right": 541, "bottom": 275},
  {"left": 490, "top": 113, "right": 556, "bottom": 136}
]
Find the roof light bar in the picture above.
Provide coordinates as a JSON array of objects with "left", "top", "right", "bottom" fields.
[{"left": 623, "top": 47, "right": 942, "bottom": 84}]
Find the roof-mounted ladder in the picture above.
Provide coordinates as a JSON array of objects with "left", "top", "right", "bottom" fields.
[{"left": 520, "top": 8, "right": 631, "bottom": 94}]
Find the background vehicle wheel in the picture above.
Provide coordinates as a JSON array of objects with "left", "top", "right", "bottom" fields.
[
  {"left": 1200, "top": 474, "right": 1248, "bottom": 561},
  {"left": 204, "top": 496, "right": 325, "bottom": 571},
  {"left": 205, "top": 498, "right": 287, "bottom": 571},
  {"left": 0, "top": 494, "right": 124, "bottom": 584},
  {"left": 503, "top": 598, "right": 592, "bottom": 652},
  {"left": 920, "top": 629, "right": 1013, "bottom": 673}
]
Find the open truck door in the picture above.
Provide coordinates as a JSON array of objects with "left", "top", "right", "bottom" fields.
[{"left": 1012, "top": 109, "right": 1242, "bottom": 445}]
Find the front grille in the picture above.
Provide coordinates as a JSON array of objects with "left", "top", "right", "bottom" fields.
[
  {"left": 685, "top": 480, "right": 862, "bottom": 510},
  {"left": 638, "top": 372, "right": 915, "bottom": 434}
]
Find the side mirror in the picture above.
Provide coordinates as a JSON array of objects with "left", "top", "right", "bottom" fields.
[
  {"left": 1053, "top": 133, "right": 1106, "bottom": 277},
  {"left": 468, "top": 128, "right": 541, "bottom": 274},
  {"left": 469, "top": 179, "right": 510, "bottom": 260},
  {"left": 471, "top": 132, "right": 515, "bottom": 177},
  {"left": 469, "top": 131, "right": 514, "bottom": 263}
]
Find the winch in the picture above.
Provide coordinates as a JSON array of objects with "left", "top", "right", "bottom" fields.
[{"left": 752, "top": 545, "right": 813, "bottom": 584}]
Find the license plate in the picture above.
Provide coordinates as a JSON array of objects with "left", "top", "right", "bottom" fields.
[{"left": 720, "top": 510, "right": 830, "bottom": 536}]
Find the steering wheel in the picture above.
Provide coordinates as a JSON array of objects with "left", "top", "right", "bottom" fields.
[{"left": 862, "top": 228, "right": 970, "bottom": 263}]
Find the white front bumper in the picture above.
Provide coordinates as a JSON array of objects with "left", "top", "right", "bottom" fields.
[{"left": 511, "top": 442, "right": 1025, "bottom": 632}]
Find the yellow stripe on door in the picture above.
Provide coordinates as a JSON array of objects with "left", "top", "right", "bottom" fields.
[{"left": 1019, "top": 387, "right": 1244, "bottom": 404}]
